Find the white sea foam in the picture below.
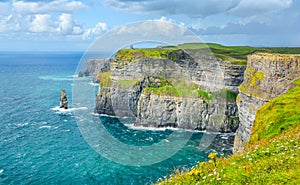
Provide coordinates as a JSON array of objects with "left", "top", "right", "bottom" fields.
[
  {"left": 125, "top": 124, "right": 181, "bottom": 131},
  {"left": 16, "top": 122, "right": 29, "bottom": 127},
  {"left": 88, "top": 82, "right": 99, "bottom": 86},
  {"left": 39, "top": 75, "right": 73, "bottom": 81},
  {"left": 221, "top": 136, "right": 229, "bottom": 139},
  {"left": 0, "top": 169, "right": 3, "bottom": 174},
  {"left": 51, "top": 106, "right": 88, "bottom": 115},
  {"left": 91, "top": 113, "right": 118, "bottom": 118},
  {"left": 39, "top": 125, "right": 52, "bottom": 129}
]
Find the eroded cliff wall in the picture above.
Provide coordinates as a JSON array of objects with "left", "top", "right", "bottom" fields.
[
  {"left": 95, "top": 49, "right": 245, "bottom": 132},
  {"left": 79, "top": 58, "right": 111, "bottom": 82},
  {"left": 234, "top": 53, "right": 300, "bottom": 152}
]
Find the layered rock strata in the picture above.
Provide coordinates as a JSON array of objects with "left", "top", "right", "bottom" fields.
[
  {"left": 234, "top": 53, "right": 300, "bottom": 152},
  {"left": 94, "top": 49, "right": 245, "bottom": 132}
]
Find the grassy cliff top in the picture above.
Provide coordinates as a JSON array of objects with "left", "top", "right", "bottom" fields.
[
  {"left": 157, "top": 78, "right": 300, "bottom": 185},
  {"left": 178, "top": 43, "right": 300, "bottom": 64},
  {"left": 114, "top": 48, "right": 177, "bottom": 62},
  {"left": 114, "top": 43, "right": 300, "bottom": 65}
]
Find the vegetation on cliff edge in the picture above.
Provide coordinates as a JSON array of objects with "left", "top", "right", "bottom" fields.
[
  {"left": 177, "top": 43, "right": 300, "bottom": 65},
  {"left": 98, "top": 71, "right": 112, "bottom": 87},
  {"left": 156, "top": 79, "right": 300, "bottom": 185},
  {"left": 238, "top": 67, "right": 264, "bottom": 96},
  {"left": 114, "top": 48, "right": 177, "bottom": 62},
  {"left": 114, "top": 43, "right": 300, "bottom": 66}
]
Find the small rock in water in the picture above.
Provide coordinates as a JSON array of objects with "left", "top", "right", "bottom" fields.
[{"left": 60, "top": 89, "right": 68, "bottom": 109}]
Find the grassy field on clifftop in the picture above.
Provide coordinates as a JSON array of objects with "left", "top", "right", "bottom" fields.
[
  {"left": 157, "top": 79, "right": 300, "bottom": 185},
  {"left": 114, "top": 43, "right": 300, "bottom": 65},
  {"left": 178, "top": 43, "right": 300, "bottom": 65}
]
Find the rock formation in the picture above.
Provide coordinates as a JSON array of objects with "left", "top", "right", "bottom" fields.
[
  {"left": 60, "top": 89, "right": 68, "bottom": 109},
  {"left": 78, "top": 58, "right": 111, "bottom": 83},
  {"left": 94, "top": 49, "right": 245, "bottom": 132},
  {"left": 83, "top": 46, "right": 300, "bottom": 151},
  {"left": 234, "top": 53, "right": 300, "bottom": 152}
]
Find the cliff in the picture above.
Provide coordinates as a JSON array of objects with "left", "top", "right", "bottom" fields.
[
  {"left": 157, "top": 78, "right": 300, "bottom": 184},
  {"left": 94, "top": 48, "right": 245, "bottom": 132},
  {"left": 78, "top": 58, "right": 111, "bottom": 82},
  {"left": 234, "top": 53, "right": 300, "bottom": 152}
]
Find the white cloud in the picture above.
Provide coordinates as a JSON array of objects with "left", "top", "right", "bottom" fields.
[
  {"left": 83, "top": 22, "right": 108, "bottom": 39},
  {"left": 13, "top": 0, "right": 88, "bottom": 14},
  {"left": 58, "top": 13, "right": 74, "bottom": 34},
  {"left": 30, "top": 14, "right": 53, "bottom": 32},
  {"left": 0, "top": 1, "right": 89, "bottom": 37},
  {"left": 58, "top": 13, "right": 84, "bottom": 35},
  {"left": 87, "top": 19, "right": 202, "bottom": 53},
  {"left": 73, "top": 26, "right": 83, "bottom": 35}
]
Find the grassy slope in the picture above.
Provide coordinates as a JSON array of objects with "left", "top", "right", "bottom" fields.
[
  {"left": 115, "top": 43, "right": 300, "bottom": 65},
  {"left": 114, "top": 48, "right": 176, "bottom": 62},
  {"left": 177, "top": 43, "right": 300, "bottom": 65},
  {"left": 157, "top": 79, "right": 300, "bottom": 185}
]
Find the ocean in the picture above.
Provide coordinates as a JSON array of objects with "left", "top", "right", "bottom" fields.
[{"left": 0, "top": 52, "right": 234, "bottom": 184}]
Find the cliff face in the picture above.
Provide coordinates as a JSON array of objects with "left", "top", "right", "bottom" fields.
[
  {"left": 78, "top": 58, "right": 111, "bottom": 82},
  {"left": 234, "top": 53, "right": 300, "bottom": 152},
  {"left": 94, "top": 49, "right": 245, "bottom": 132}
]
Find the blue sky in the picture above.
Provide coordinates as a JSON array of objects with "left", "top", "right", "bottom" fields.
[{"left": 0, "top": 0, "right": 299, "bottom": 51}]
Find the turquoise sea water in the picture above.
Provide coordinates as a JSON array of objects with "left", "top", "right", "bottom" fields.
[{"left": 0, "top": 53, "right": 234, "bottom": 184}]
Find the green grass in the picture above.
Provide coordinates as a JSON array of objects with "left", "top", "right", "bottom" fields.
[
  {"left": 238, "top": 67, "right": 264, "bottom": 96},
  {"left": 98, "top": 71, "right": 112, "bottom": 87},
  {"left": 117, "top": 80, "right": 139, "bottom": 86},
  {"left": 114, "top": 43, "right": 300, "bottom": 66},
  {"left": 157, "top": 79, "right": 300, "bottom": 185},
  {"left": 144, "top": 80, "right": 212, "bottom": 99},
  {"left": 175, "top": 43, "right": 300, "bottom": 65},
  {"left": 250, "top": 79, "right": 300, "bottom": 143},
  {"left": 114, "top": 48, "right": 178, "bottom": 62}
]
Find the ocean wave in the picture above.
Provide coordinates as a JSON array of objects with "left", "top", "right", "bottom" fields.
[
  {"left": 91, "top": 113, "right": 118, "bottom": 118},
  {"left": 125, "top": 124, "right": 182, "bottom": 131},
  {"left": 16, "top": 122, "right": 29, "bottom": 127},
  {"left": 39, "top": 125, "right": 52, "bottom": 129},
  {"left": 88, "top": 82, "right": 99, "bottom": 86},
  {"left": 0, "top": 169, "right": 3, "bottom": 174},
  {"left": 51, "top": 106, "right": 88, "bottom": 115},
  {"left": 39, "top": 75, "right": 74, "bottom": 81}
]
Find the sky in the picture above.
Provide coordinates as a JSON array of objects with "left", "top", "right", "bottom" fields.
[{"left": 0, "top": 0, "right": 299, "bottom": 51}]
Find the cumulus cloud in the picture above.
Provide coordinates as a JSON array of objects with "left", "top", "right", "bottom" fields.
[
  {"left": 13, "top": 0, "right": 88, "bottom": 14},
  {"left": 82, "top": 22, "right": 108, "bottom": 39},
  {"left": 0, "top": 1, "right": 94, "bottom": 37},
  {"left": 87, "top": 17, "right": 200, "bottom": 53},
  {"left": 58, "top": 13, "right": 75, "bottom": 34},
  {"left": 0, "top": 15, "right": 18, "bottom": 32},
  {"left": 30, "top": 14, "right": 53, "bottom": 32}
]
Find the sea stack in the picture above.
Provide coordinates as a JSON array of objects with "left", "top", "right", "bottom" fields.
[{"left": 60, "top": 89, "right": 68, "bottom": 109}]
